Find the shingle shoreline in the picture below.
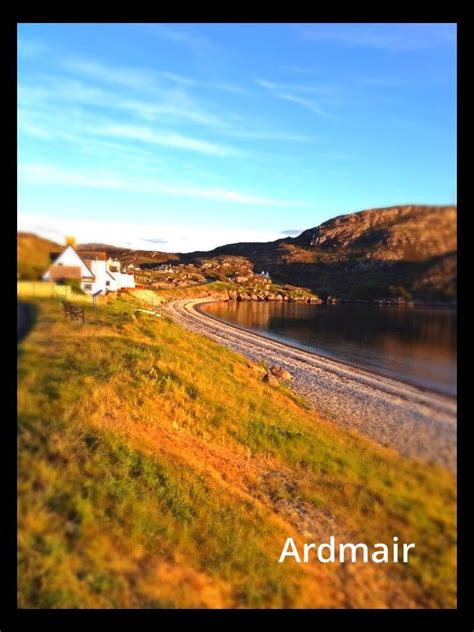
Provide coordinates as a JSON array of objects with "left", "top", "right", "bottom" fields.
[{"left": 165, "top": 298, "right": 456, "bottom": 472}]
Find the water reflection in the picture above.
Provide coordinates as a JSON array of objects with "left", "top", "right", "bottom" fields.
[{"left": 199, "top": 302, "right": 457, "bottom": 397}]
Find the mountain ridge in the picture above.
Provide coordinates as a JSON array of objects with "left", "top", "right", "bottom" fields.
[{"left": 18, "top": 204, "right": 457, "bottom": 301}]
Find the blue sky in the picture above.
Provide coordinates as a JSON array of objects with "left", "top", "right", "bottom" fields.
[{"left": 18, "top": 23, "right": 456, "bottom": 252}]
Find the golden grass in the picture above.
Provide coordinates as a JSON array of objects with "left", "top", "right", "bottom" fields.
[{"left": 17, "top": 295, "right": 456, "bottom": 608}]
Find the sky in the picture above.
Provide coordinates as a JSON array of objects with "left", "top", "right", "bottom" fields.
[{"left": 18, "top": 23, "right": 457, "bottom": 252}]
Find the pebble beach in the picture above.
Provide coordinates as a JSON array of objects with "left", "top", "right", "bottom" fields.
[{"left": 166, "top": 298, "right": 457, "bottom": 472}]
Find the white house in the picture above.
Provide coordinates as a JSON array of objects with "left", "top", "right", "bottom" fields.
[
  {"left": 44, "top": 245, "right": 135, "bottom": 295},
  {"left": 106, "top": 257, "right": 135, "bottom": 289},
  {"left": 109, "top": 271, "right": 136, "bottom": 289}
]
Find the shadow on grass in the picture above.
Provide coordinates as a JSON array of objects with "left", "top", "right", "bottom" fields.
[{"left": 17, "top": 302, "right": 38, "bottom": 346}]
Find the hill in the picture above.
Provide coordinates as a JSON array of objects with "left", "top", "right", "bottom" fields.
[
  {"left": 17, "top": 232, "right": 61, "bottom": 280},
  {"left": 20, "top": 205, "right": 457, "bottom": 301},
  {"left": 82, "top": 205, "right": 457, "bottom": 302},
  {"left": 198, "top": 205, "right": 456, "bottom": 301}
]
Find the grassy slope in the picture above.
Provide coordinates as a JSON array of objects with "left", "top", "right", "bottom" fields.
[{"left": 18, "top": 295, "right": 456, "bottom": 608}]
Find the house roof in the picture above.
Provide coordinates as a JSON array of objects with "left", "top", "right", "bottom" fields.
[
  {"left": 49, "top": 265, "right": 89, "bottom": 280},
  {"left": 50, "top": 248, "right": 106, "bottom": 261},
  {"left": 77, "top": 250, "right": 107, "bottom": 260},
  {"left": 48, "top": 245, "right": 96, "bottom": 279}
]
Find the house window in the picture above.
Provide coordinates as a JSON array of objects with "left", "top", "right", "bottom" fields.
[
  {"left": 106, "top": 281, "right": 110, "bottom": 286},
  {"left": 83, "top": 283, "right": 92, "bottom": 291}
]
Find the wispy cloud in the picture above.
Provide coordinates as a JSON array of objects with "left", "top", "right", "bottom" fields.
[
  {"left": 142, "top": 238, "right": 168, "bottom": 244},
  {"left": 18, "top": 38, "right": 49, "bottom": 59},
  {"left": 61, "top": 58, "right": 159, "bottom": 93},
  {"left": 19, "top": 72, "right": 315, "bottom": 155},
  {"left": 19, "top": 117, "right": 52, "bottom": 139},
  {"left": 63, "top": 56, "right": 246, "bottom": 99},
  {"left": 224, "top": 129, "right": 316, "bottom": 142},
  {"left": 255, "top": 78, "right": 338, "bottom": 97},
  {"left": 296, "top": 23, "right": 456, "bottom": 53},
  {"left": 19, "top": 163, "right": 301, "bottom": 207},
  {"left": 50, "top": 65, "right": 226, "bottom": 126},
  {"left": 144, "top": 24, "right": 214, "bottom": 55},
  {"left": 19, "top": 77, "right": 236, "bottom": 158},
  {"left": 255, "top": 78, "right": 334, "bottom": 118},
  {"left": 92, "top": 124, "right": 234, "bottom": 156},
  {"left": 276, "top": 93, "right": 333, "bottom": 118},
  {"left": 354, "top": 76, "right": 416, "bottom": 88},
  {"left": 159, "top": 70, "right": 248, "bottom": 95},
  {"left": 281, "top": 229, "right": 302, "bottom": 236}
]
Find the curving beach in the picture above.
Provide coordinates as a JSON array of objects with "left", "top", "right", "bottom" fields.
[{"left": 166, "top": 298, "right": 457, "bottom": 472}]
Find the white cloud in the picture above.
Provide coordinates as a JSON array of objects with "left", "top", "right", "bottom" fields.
[{"left": 18, "top": 212, "right": 284, "bottom": 253}]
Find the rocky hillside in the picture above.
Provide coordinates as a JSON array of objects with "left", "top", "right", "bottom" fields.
[
  {"left": 188, "top": 205, "right": 457, "bottom": 301},
  {"left": 294, "top": 205, "right": 456, "bottom": 261}
]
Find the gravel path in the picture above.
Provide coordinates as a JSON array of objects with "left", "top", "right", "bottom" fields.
[{"left": 165, "top": 298, "right": 456, "bottom": 472}]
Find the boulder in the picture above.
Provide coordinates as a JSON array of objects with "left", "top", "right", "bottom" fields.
[
  {"left": 262, "top": 372, "right": 278, "bottom": 385},
  {"left": 270, "top": 365, "right": 293, "bottom": 380}
]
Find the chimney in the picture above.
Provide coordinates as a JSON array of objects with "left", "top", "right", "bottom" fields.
[{"left": 65, "top": 235, "right": 76, "bottom": 248}]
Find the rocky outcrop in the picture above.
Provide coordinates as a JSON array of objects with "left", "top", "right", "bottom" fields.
[
  {"left": 262, "top": 372, "right": 279, "bottom": 385},
  {"left": 270, "top": 365, "right": 292, "bottom": 380},
  {"left": 262, "top": 366, "right": 293, "bottom": 384},
  {"left": 229, "top": 290, "right": 322, "bottom": 303},
  {"left": 295, "top": 205, "right": 456, "bottom": 261}
]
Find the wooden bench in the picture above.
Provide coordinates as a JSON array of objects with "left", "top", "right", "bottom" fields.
[{"left": 62, "top": 300, "right": 85, "bottom": 322}]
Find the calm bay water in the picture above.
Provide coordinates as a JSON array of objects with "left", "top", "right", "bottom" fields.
[{"left": 199, "top": 302, "right": 457, "bottom": 397}]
